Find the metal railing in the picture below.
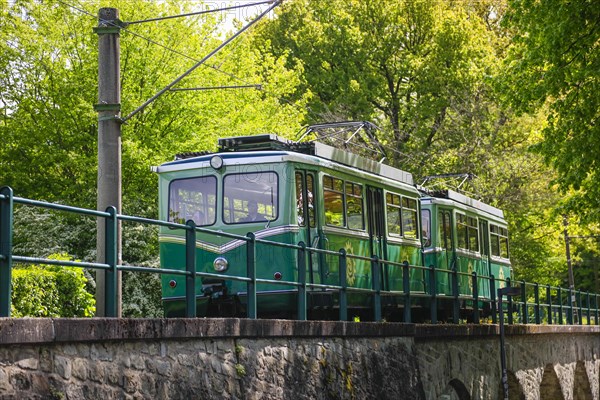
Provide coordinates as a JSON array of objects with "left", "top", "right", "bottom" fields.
[{"left": 1, "top": 186, "right": 599, "bottom": 325}]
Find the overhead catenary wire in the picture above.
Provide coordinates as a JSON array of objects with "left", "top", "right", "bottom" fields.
[
  {"left": 53, "top": 0, "right": 314, "bottom": 121},
  {"left": 124, "top": 0, "right": 277, "bottom": 25},
  {"left": 41, "top": 0, "right": 411, "bottom": 158},
  {"left": 122, "top": 0, "right": 282, "bottom": 122}
]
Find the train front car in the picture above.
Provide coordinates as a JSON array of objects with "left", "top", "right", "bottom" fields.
[
  {"left": 156, "top": 135, "right": 302, "bottom": 318},
  {"left": 156, "top": 134, "right": 425, "bottom": 320},
  {"left": 420, "top": 189, "right": 512, "bottom": 319}
]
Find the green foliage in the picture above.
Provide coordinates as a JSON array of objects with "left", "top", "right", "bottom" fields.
[
  {"left": 11, "top": 255, "right": 95, "bottom": 317},
  {"left": 503, "top": 0, "right": 600, "bottom": 223}
]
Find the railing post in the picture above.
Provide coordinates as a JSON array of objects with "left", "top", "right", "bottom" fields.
[
  {"left": 567, "top": 287, "right": 573, "bottom": 325},
  {"left": 586, "top": 292, "right": 591, "bottom": 326},
  {"left": 372, "top": 255, "right": 382, "bottom": 322},
  {"left": 246, "top": 233, "right": 256, "bottom": 319},
  {"left": 521, "top": 280, "right": 527, "bottom": 324},
  {"left": 452, "top": 265, "right": 459, "bottom": 324},
  {"left": 490, "top": 275, "right": 497, "bottom": 324},
  {"left": 0, "top": 187, "right": 14, "bottom": 317},
  {"left": 403, "top": 261, "right": 411, "bottom": 323},
  {"left": 104, "top": 206, "right": 118, "bottom": 317},
  {"left": 558, "top": 287, "right": 563, "bottom": 325},
  {"left": 297, "top": 242, "right": 307, "bottom": 321},
  {"left": 546, "top": 285, "right": 553, "bottom": 325},
  {"left": 507, "top": 278, "right": 514, "bottom": 325},
  {"left": 472, "top": 271, "right": 479, "bottom": 324},
  {"left": 594, "top": 294, "right": 600, "bottom": 325},
  {"left": 185, "top": 220, "right": 197, "bottom": 318},
  {"left": 429, "top": 264, "right": 437, "bottom": 324},
  {"left": 575, "top": 290, "right": 583, "bottom": 325},
  {"left": 534, "top": 283, "right": 540, "bottom": 324},
  {"left": 338, "top": 248, "right": 347, "bottom": 321}
]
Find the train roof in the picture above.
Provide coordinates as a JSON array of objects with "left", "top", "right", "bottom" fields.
[
  {"left": 157, "top": 134, "right": 414, "bottom": 186},
  {"left": 420, "top": 188, "right": 505, "bottom": 220}
]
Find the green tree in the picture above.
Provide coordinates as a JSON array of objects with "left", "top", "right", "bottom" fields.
[
  {"left": 1, "top": 0, "right": 308, "bottom": 316},
  {"left": 503, "top": 0, "right": 600, "bottom": 223}
]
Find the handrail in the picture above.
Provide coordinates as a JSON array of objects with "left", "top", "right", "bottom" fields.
[{"left": 0, "top": 185, "right": 598, "bottom": 325}]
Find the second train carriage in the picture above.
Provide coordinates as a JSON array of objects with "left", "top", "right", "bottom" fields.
[
  {"left": 420, "top": 188, "right": 512, "bottom": 318},
  {"left": 156, "top": 134, "right": 512, "bottom": 320}
]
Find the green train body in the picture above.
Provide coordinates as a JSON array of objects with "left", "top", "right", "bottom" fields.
[{"left": 156, "top": 135, "right": 511, "bottom": 320}]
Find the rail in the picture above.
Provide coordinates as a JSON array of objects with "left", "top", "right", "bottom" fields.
[{"left": 0, "top": 186, "right": 598, "bottom": 325}]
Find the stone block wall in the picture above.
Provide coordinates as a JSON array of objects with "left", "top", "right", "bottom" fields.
[{"left": 0, "top": 319, "right": 597, "bottom": 400}]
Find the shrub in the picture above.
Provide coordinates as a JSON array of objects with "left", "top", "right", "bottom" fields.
[{"left": 11, "top": 254, "right": 95, "bottom": 317}]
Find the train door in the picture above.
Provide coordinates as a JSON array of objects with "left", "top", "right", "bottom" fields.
[
  {"left": 295, "top": 171, "right": 320, "bottom": 284},
  {"left": 438, "top": 209, "right": 454, "bottom": 269},
  {"left": 438, "top": 209, "right": 454, "bottom": 294},
  {"left": 366, "top": 186, "right": 387, "bottom": 289},
  {"left": 478, "top": 219, "right": 490, "bottom": 298}
]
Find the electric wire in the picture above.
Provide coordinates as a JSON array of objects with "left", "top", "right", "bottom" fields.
[
  {"left": 41, "top": 0, "right": 410, "bottom": 158},
  {"left": 54, "top": 0, "right": 313, "bottom": 122}
]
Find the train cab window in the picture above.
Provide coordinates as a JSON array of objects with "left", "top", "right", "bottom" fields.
[
  {"left": 168, "top": 176, "right": 217, "bottom": 226},
  {"left": 490, "top": 225, "right": 509, "bottom": 258},
  {"left": 223, "top": 172, "right": 278, "bottom": 224},
  {"left": 386, "top": 193, "right": 419, "bottom": 239},
  {"left": 323, "top": 175, "right": 364, "bottom": 230},
  {"left": 457, "top": 213, "right": 479, "bottom": 252}
]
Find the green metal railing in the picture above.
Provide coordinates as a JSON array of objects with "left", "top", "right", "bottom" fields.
[{"left": 1, "top": 186, "right": 599, "bottom": 325}]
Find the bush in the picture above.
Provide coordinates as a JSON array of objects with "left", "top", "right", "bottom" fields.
[{"left": 11, "top": 254, "right": 95, "bottom": 317}]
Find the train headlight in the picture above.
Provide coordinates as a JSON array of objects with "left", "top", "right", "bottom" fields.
[
  {"left": 213, "top": 257, "right": 229, "bottom": 272},
  {"left": 210, "top": 155, "right": 224, "bottom": 170}
]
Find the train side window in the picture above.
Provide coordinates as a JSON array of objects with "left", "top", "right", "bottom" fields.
[
  {"left": 402, "top": 197, "right": 418, "bottom": 239},
  {"left": 491, "top": 224, "right": 509, "bottom": 258},
  {"left": 386, "top": 193, "right": 418, "bottom": 239},
  {"left": 307, "top": 174, "right": 315, "bottom": 227},
  {"left": 421, "top": 209, "right": 431, "bottom": 247},
  {"left": 386, "top": 193, "right": 401, "bottom": 236},
  {"left": 346, "top": 182, "right": 364, "bottom": 230},
  {"left": 457, "top": 213, "right": 468, "bottom": 249},
  {"left": 223, "top": 172, "right": 278, "bottom": 224},
  {"left": 439, "top": 211, "right": 452, "bottom": 250},
  {"left": 323, "top": 175, "right": 344, "bottom": 227},
  {"left": 295, "top": 173, "right": 305, "bottom": 226},
  {"left": 295, "top": 172, "right": 316, "bottom": 227},
  {"left": 456, "top": 213, "right": 479, "bottom": 252},
  {"left": 168, "top": 176, "right": 217, "bottom": 226},
  {"left": 468, "top": 217, "right": 479, "bottom": 252}
]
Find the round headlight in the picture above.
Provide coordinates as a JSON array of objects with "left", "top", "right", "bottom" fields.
[
  {"left": 210, "top": 155, "right": 224, "bottom": 170},
  {"left": 213, "top": 257, "right": 229, "bottom": 272}
]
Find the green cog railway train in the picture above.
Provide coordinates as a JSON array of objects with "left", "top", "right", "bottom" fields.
[{"left": 156, "top": 134, "right": 511, "bottom": 321}]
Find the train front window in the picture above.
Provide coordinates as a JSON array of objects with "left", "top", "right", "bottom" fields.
[
  {"left": 223, "top": 172, "right": 278, "bottom": 224},
  {"left": 168, "top": 176, "right": 217, "bottom": 226}
]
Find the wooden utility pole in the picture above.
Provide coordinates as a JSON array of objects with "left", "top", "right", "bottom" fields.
[{"left": 95, "top": 8, "right": 122, "bottom": 317}]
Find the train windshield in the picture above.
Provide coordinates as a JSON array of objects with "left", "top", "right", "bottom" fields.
[
  {"left": 223, "top": 172, "right": 278, "bottom": 224},
  {"left": 168, "top": 176, "right": 217, "bottom": 226}
]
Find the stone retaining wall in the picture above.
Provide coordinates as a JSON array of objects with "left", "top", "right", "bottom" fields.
[{"left": 0, "top": 319, "right": 597, "bottom": 399}]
